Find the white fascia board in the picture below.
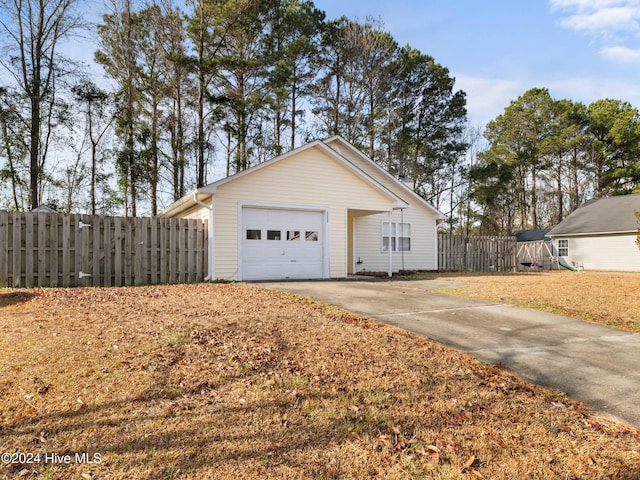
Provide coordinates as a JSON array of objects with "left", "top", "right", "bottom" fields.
[
  {"left": 159, "top": 188, "right": 211, "bottom": 217},
  {"left": 548, "top": 230, "right": 637, "bottom": 238}
]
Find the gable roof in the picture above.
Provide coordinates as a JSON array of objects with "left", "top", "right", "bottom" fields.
[
  {"left": 322, "top": 136, "right": 445, "bottom": 219},
  {"left": 547, "top": 194, "right": 640, "bottom": 236},
  {"left": 161, "top": 137, "right": 444, "bottom": 218}
]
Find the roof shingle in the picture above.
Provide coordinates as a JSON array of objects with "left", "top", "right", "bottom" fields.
[{"left": 547, "top": 194, "right": 640, "bottom": 236}]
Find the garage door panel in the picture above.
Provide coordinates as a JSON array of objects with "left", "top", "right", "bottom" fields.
[{"left": 241, "top": 207, "right": 325, "bottom": 280}]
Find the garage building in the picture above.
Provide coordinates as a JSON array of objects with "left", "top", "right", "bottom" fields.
[{"left": 160, "top": 136, "right": 444, "bottom": 281}]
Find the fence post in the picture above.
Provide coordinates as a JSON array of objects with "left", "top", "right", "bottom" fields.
[{"left": 0, "top": 211, "right": 8, "bottom": 287}]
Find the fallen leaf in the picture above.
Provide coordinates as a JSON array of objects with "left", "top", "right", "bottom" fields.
[
  {"left": 464, "top": 455, "right": 477, "bottom": 470},
  {"left": 419, "top": 445, "right": 440, "bottom": 464}
]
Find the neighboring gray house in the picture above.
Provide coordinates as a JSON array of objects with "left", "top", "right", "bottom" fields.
[{"left": 547, "top": 194, "right": 640, "bottom": 271}]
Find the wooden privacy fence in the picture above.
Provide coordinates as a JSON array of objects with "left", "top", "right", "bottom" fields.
[
  {"left": 438, "top": 234, "right": 517, "bottom": 272},
  {"left": 0, "top": 211, "right": 208, "bottom": 287}
]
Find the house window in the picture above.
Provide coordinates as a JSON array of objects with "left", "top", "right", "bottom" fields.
[
  {"left": 558, "top": 239, "right": 568, "bottom": 256},
  {"left": 287, "top": 230, "right": 300, "bottom": 241},
  {"left": 382, "top": 222, "right": 411, "bottom": 252},
  {"left": 305, "top": 231, "right": 318, "bottom": 241}
]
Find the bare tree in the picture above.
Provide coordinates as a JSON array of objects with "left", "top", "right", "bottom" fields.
[
  {"left": 72, "top": 80, "right": 114, "bottom": 214},
  {"left": 0, "top": 0, "right": 84, "bottom": 209},
  {"left": 96, "top": 0, "right": 142, "bottom": 216}
]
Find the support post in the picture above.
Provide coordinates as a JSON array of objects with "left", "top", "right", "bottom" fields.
[{"left": 193, "top": 192, "right": 214, "bottom": 281}]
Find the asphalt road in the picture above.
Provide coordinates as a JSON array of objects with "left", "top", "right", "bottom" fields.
[{"left": 260, "top": 279, "right": 640, "bottom": 428}]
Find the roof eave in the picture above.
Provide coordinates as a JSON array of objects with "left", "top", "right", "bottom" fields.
[
  {"left": 323, "top": 136, "right": 446, "bottom": 218},
  {"left": 548, "top": 230, "right": 637, "bottom": 237},
  {"left": 311, "top": 141, "right": 411, "bottom": 209},
  {"left": 159, "top": 189, "right": 213, "bottom": 217}
]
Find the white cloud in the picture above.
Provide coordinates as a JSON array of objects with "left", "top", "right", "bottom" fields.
[
  {"left": 550, "top": 0, "right": 640, "bottom": 13},
  {"left": 549, "top": 0, "right": 640, "bottom": 73},
  {"left": 550, "top": 0, "right": 640, "bottom": 34},
  {"left": 547, "top": 75, "right": 640, "bottom": 107},
  {"left": 455, "top": 73, "right": 640, "bottom": 128},
  {"left": 560, "top": 6, "right": 640, "bottom": 33},
  {"left": 599, "top": 45, "right": 640, "bottom": 62},
  {"left": 454, "top": 75, "right": 524, "bottom": 127}
]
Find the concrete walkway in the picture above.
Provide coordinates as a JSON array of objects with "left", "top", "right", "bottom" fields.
[{"left": 260, "top": 279, "right": 640, "bottom": 428}]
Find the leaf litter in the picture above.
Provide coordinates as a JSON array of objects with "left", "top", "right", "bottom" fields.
[
  {"left": 0, "top": 282, "right": 638, "bottom": 479},
  {"left": 429, "top": 271, "right": 640, "bottom": 332}
]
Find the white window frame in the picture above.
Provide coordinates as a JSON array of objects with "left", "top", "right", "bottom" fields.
[
  {"left": 381, "top": 221, "right": 411, "bottom": 253},
  {"left": 558, "top": 239, "right": 569, "bottom": 256}
]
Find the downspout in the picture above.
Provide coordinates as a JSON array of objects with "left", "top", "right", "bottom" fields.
[
  {"left": 388, "top": 210, "right": 393, "bottom": 277},
  {"left": 193, "top": 192, "right": 214, "bottom": 281}
]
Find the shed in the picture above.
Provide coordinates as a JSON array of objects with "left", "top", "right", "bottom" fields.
[
  {"left": 160, "top": 136, "right": 445, "bottom": 281},
  {"left": 546, "top": 194, "right": 640, "bottom": 271},
  {"left": 30, "top": 205, "right": 57, "bottom": 213}
]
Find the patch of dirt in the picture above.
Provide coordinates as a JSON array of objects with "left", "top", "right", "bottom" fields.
[{"left": 0, "top": 283, "right": 638, "bottom": 479}]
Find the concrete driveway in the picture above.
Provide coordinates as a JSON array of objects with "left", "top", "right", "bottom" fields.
[{"left": 260, "top": 279, "right": 640, "bottom": 428}]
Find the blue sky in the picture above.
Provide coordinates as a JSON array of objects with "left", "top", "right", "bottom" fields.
[
  {"left": 315, "top": 0, "right": 640, "bottom": 128},
  {"left": 70, "top": 0, "right": 640, "bottom": 129}
]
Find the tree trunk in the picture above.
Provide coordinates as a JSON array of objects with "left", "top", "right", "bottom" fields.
[
  {"left": 29, "top": 90, "right": 41, "bottom": 210},
  {"left": 0, "top": 113, "right": 20, "bottom": 210},
  {"left": 275, "top": 106, "right": 282, "bottom": 155},
  {"left": 196, "top": 6, "right": 206, "bottom": 188},
  {"left": 368, "top": 92, "right": 375, "bottom": 160},
  {"left": 150, "top": 101, "right": 159, "bottom": 216},
  {"left": 197, "top": 68, "right": 206, "bottom": 187},
  {"left": 89, "top": 99, "right": 97, "bottom": 215},
  {"left": 531, "top": 165, "right": 538, "bottom": 229},
  {"left": 556, "top": 155, "right": 563, "bottom": 223},
  {"left": 290, "top": 63, "right": 297, "bottom": 150}
]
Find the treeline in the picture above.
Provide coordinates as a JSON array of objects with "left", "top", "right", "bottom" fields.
[
  {"left": 1, "top": 0, "right": 639, "bottom": 235},
  {"left": 0, "top": 0, "right": 467, "bottom": 217},
  {"left": 471, "top": 88, "right": 640, "bottom": 234}
]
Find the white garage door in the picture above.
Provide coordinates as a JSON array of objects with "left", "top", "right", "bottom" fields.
[{"left": 241, "top": 207, "right": 325, "bottom": 280}]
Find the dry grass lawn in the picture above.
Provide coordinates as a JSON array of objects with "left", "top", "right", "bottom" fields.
[
  {"left": 426, "top": 271, "right": 640, "bottom": 333},
  {"left": 1, "top": 281, "right": 639, "bottom": 479}
]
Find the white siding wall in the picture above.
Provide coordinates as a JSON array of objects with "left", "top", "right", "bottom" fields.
[
  {"left": 555, "top": 234, "right": 640, "bottom": 271},
  {"left": 353, "top": 207, "right": 437, "bottom": 273},
  {"left": 211, "top": 146, "right": 398, "bottom": 280},
  {"left": 325, "top": 140, "right": 413, "bottom": 204},
  {"left": 176, "top": 203, "right": 209, "bottom": 221}
]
